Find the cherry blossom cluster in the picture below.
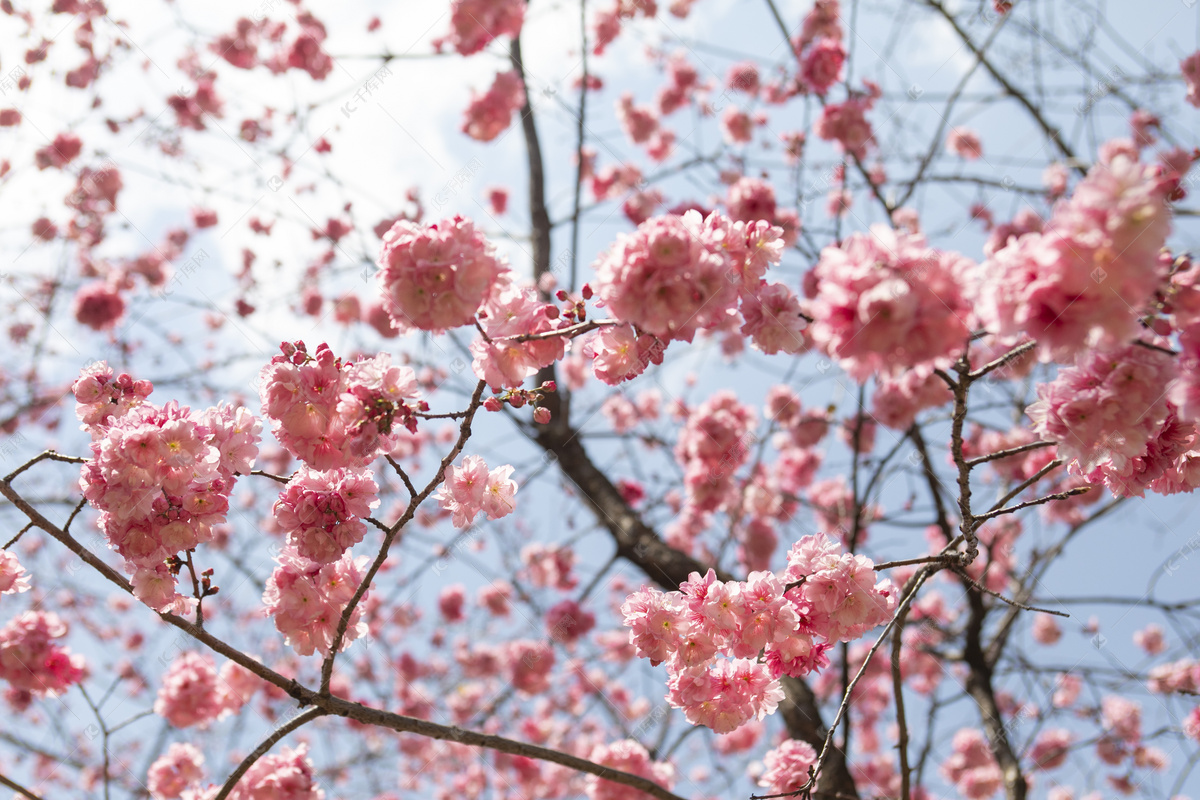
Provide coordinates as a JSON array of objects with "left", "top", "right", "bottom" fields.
[
  {"left": 471, "top": 284, "right": 565, "bottom": 390},
  {"left": 436, "top": 0, "right": 526, "bottom": 56},
  {"left": 274, "top": 466, "right": 380, "bottom": 564},
  {"left": 757, "top": 739, "right": 818, "bottom": 796},
  {"left": 591, "top": 210, "right": 795, "bottom": 362},
  {"left": 674, "top": 390, "right": 756, "bottom": 513},
  {"left": 434, "top": 455, "right": 518, "bottom": 529},
  {"left": 462, "top": 70, "right": 526, "bottom": 142},
  {"left": 806, "top": 224, "right": 973, "bottom": 380},
  {"left": 375, "top": 215, "right": 510, "bottom": 333},
  {"left": 622, "top": 535, "right": 894, "bottom": 733},
  {"left": 940, "top": 729, "right": 1003, "bottom": 800},
  {"left": 154, "top": 651, "right": 255, "bottom": 729},
  {"left": 262, "top": 546, "right": 370, "bottom": 656},
  {"left": 147, "top": 742, "right": 205, "bottom": 800},
  {"left": 75, "top": 363, "right": 260, "bottom": 612},
  {"left": 585, "top": 740, "right": 675, "bottom": 800},
  {"left": 258, "top": 340, "right": 422, "bottom": 469},
  {"left": 0, "top": 550, "right": 32, "bottom": 597},
  {"left": 0, "top": 611, "right": 85, "bottom": 698},
  {"left": 1028, "top": 342, "right": 1200, "bottom": 497},
  {"left": 174, "top": 744, "right": 323, "bottom": 800},
  {"left": 979, "top": 143, "right": 1184, "bottom": 360}
]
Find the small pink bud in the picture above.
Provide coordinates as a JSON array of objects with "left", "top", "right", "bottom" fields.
[
  {"left": 533, "top": 407, "right": 551, "bottom": 424},
  {"left": 483, "top": 397, "right": 503, "bottom": 412}
]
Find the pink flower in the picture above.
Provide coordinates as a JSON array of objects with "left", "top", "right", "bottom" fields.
[
  {"left": 808, "top": 225, "right": 973, "bottom": 380},
  {"left": 721, "top": 106, "right": 754, "bottom": 144},
  {"left": 226, "top": 743, "right": 323, "bottom": 800},
  {"left": 439, "top": 584, "right": 467, "bottom": 622},
  {"left": 1029, "top": 729, "right": 1072, "bottom": 770},
  {"left": 586, "top": 740, "right": 675, "bottom": 800},
  {"left": 616, "top": 92, "right": 659, "bottom": 144},
  {"left": 1028, "top": 343, "right": 1175, "bottom": 491},
  {"left": 148, "top": 743, "right": 205, "bottom": 799},
  {"left": 758, "top": 740, "right": 817, "bottom": 795},
  {"left": 441, "top": 0, "right": 526, "bottom": 56},
  {"left": 521, "top": 543, "right": 577, "bottom": 589},
  {"left": 1101, "top": 695, "right": 1142, "bottom": 743},
  {"left": 470, "top": 284, "right": 564, "bottom": 390},
  {"left": 801, "top": 38, "right": 845, "bottom": 95},
  {"left": 725, "top": 62, "right": 760, "bottom": 95},
  {"left": 258, "top": 341, "right": 420, "bottom": 469},
  {"left": 262, "top": 547, "right": 370, "bottom": 656},
  {"left": 506, "top": 639, "right": 554, "bottom": 695},
  {"left": 546, "top": 599, "right": 596, "bottom": 644},
  {"left": 1184, "top": 707, "right": 1200, "bottom": 743},
  {"left": 463, "top": 70, "right": 526, "bottom": 142},
  {"left": 434, "top": 455, "right": 519, "bottom": 528},
  {"left": 1032, "top": 614, "right": 1062, "bottom": 645},
  {"left": 740, "top": 281, "right": 808, "bottom": 355},
  {"left": 154, "top": 652, "right": 223, "bottom": 729},
  {"left": 1182, "top": 52, "right": 1200, "bottom": 108},
  {"left": 941, "top": 728, "right": 1003, "bottom": 800},
  {"left": 273, "top": 466, "right": 379, "bottom": 564},
  {"left": 73, "top": 282, "right": 126, "bottom": 330},
  {"left": 978, "top": 145, "right": 1177, "bottom": 360},
  {"left": 946, "top": 127, "right": 983, "bottom": 159},
  {"left": 588, "top": 324, "right": 665, "bottom": 386},
  {"left": 815, "top": 98, "right": 873, "bottom": 157},
  {"left": 1134, "top": 624, "right": 1167, "bottom": 655},
  {"left": 0, "top": 550, "right": 32, "bottom": 596},
  {"left": 376, "top": 216, "right": 509, "bottom": 333},
  {"left": 0, "top": 611, "right": 85, "bottom": 696}
]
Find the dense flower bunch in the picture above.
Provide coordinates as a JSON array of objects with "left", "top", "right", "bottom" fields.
[
  {"left": 75, "top": 362, "right": 260, "bottom": 612},
  {"left": 153, "top": 652, "right": 255, "bottom": 730},
  {"left": 586, "top": 323, "right": 667, "bottom": 386},
  {"left": 940, "top": 729, "right": 1003, "bottom": 800},
  {"left": 258, "top": 341, "right": 421, "bottom": 469},
  {"left": 591, "top": 210, "right": 786, "bottom": 344},
  {"left": 0, "top": 550, "right": 31, "bottom": 597},
  {"left": 806, "top": 224, "right": 973, "bottom": 380},
  {"left": 147, "top": 742, "right": 205, "bottom": 799},
  {"left": 262, "top": 546, "right": 370, "bottom": 656},
  {"left": 178, "top": 744, "right": 324, "bottom": 800},
  {"left": 462, "top": 70, "right": 526, "bottom": 142},
  {"left": 674, "top": 390, "right": 756, "bottom": 512},
  {"left": 757, "top": 740, "right": 818, "bottom": 795},
  {"left": 438, "top": 0, "right": 526, "bottom": 56},
  {"left": 376, "top": 215, "right": 510, "bottom": 333},
  {"left": 1028, "top": 342, "right": 1200, "bottom": 496},
  {"left": 0, "top": 611, "right": 85, "bottom": 697},
  {"left": 470, "top": 284, "right": 565, "bottom": 389},
  {"left": 978, "top": 145, "right": 1180, "bottom": 360},
  {"left": 274, "top": 466, "right": 380, "bottom": 564},
  {"left": 622, "top": 534, "right": 894, "bottom": 733},
  {"left": 585, "top": 740, "right": 675, "bottom": 800},
  {"left": 434, "top": 455, "right": 518, "bottom": 528}
]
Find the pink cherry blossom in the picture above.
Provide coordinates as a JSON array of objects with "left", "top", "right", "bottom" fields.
[
  {"left": 807, "top": 224, "right": 973, "bottom": 380},
  {"left": 758, "top": 739, "right": 817, "bottom": 795},
  {"left": 434, "top": 455, "right": 519, "bottom": 528},
  {"left": 148, "top": 742, "right": 205, "bottom": 799},
  {"left": 586, "top": 740, "right": 675, "bottom": 800},
  {"left": 262, "top": 546, "right": 370, "bottom": 656},
  {"left": 440, "top": 0, "right": 526, "bottom": 56},
  {"left": 0, "top": 611, "right": 85, "bottom": 696},
  {"left": 154, "top": 651, "right": 223, "bottom": 728},
  {"left": 801, "top": 38, "right": 845, "bottom": 95},
  {"left": 0, "top": 550, "right": 32, "bottom": 596},
  {"left": 273, "top": 466, "right": 379, "bottom": 564},
  {"left": 946, "top": 127, "right": 983, "bottom": 159},
  {"left": 462, "top": 70, "right": 526, "bottom": 142},
  {"left": 376, "top": 215, "right": 510, "bottom": 333}
]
